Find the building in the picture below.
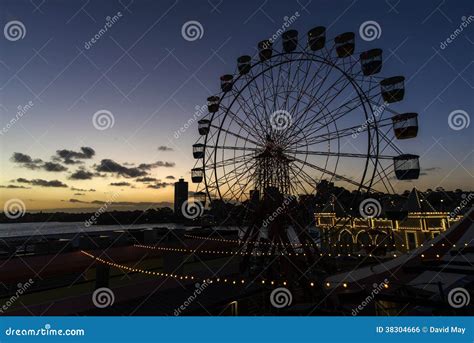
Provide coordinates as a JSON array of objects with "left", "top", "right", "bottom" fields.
[
  {"left": 174, "top": 178, "right": 188, "bottom": 217},
  {"left": 315, "top": 188, "right": 461, "bottom": 253}
]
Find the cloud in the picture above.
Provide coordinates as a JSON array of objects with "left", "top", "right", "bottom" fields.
[
  {"left": 69, "top": 198, "right": 88, "bottom": 203},
  {"left": 165, "top": 175, "right": 176, "bottom": 180},
  {"left": 71, "top": 187, "right": 96, "bottom": 192},
  {"left": 11, "top": 152, "right": 69, "bottom": 172},
  {"left": 138, "top": 161, "right": 175, "bottom": 170},
  {"left": 69, "top": 169, "right": 95, "bottom": 180},
  {"left": 136, "top": 177, "right": 157, "bottom": 183},
  {"left": 95, "top": 159, "right": 148, "bottom": 178},
  {"left": 10, "top": 152, "right": 43, "bottom": 169},
  {"left": 16, "top": 178, "right": 68, "bottom": 188},
  {"left": 74, "top": 193, "right": 85, "bottom": 195},
  {"left": 0, "top": 184, "right": 31, "bottom": 189},
  {"left": 147, "top": 182, "right": 172, "bottom": 189},
  {"left": 55, "top": 147, "right": 95, "bottom": 164},
  {"left": 158, "top": 145, "right": 173, "bottom": 151},
  {"left": 43, "top": 161, "right": 68, "bottom": 172},
  {"left": 110, "top": 182, "right": 131, "bottom": 186}
]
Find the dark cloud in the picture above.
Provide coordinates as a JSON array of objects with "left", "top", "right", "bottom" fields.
[
  {"left": 10, "top": 152, "right": 43, "bottom": 169},
  {"left": 136, "top": 177, "right": 157, "bottom": 183},
  {"left": 69, "top": 169, "right": 95, "bottom": 180},
  {"left": 69, "top": 198, "right": 88, "bottom": 203},
  {"left": 55, "top": 147, "right": 95, "bottom": 164},
  {"left": 165, "top": 175, "right": 176, "bottom": 180},
  {"left": 71, "top": 187, "right": 96, "bottom": 192},
  {"left": 158, "top": 145, "right": 173, "bottom": 151},
  {"left": 16, "top": 178, "right": 68, "bottom": 188},
  {"left": 11, "top": 152, "right": 69, "bottom": 172},
  {"left": 110, "top": 182, "right": 131, "bottom": 186},
  {"left": 43, "top": 161, "right": 68, "bottom": 172},
  {"left": 138, "top": 161, "right": 175, "bottom": 170},
  {"left": 95, "top": 159, "right": 148, "bottom": 178},
  {"left": 147, "top": 182, "right": 172, "bottom": 189},
  {"left": 0, "top": 184, "right": 31, "bottom": 189},
  {"left": 74, "top": 193, "right": 85, "bottom": 195}
]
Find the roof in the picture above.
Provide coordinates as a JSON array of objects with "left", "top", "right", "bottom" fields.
[{"left": 401, "top": 187, "right": 436, "bottom": 212}]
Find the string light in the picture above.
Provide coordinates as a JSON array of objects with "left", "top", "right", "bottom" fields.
[{"left": 82, "top": 250, "right": 325, "bottom": 288}]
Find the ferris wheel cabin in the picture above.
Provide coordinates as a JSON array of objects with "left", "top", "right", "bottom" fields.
[
  {"left": 393, "top": 154, "right": 420, "bottom": 180},
  {"left": 198, "top": 119, "right": 210, "bottom": 135},
  {"left": 237, "top": 55, "right": 252, "bottom": 74},
  {"left": 334, "top": 32, "right": 355, "bottom": 58},
  {"left": 193, "top": 143, "right": 205, "bottom": 159},
  {"left": 207, "top": 96, "right": 220, "bottom": 113},
  {"left": 360, "top": 49, "right": 382, "bottom": 76},
  {"left": 308, "top": 26, "right": 326, "bottom": 51},
  {"left": 392, "top": 113, "right": 418, "bottom": 139},
  {"left": 220, "top": 74, "right": 233, "bottom": 92},
  {"left": 258, "top": 40, "right": 272, "bottom": 61},
  {"left": 191, "top": 168, "right": 204, "bottom": 183},
  {"left": 282, "top": 30, "right": 298, "bottom": 52},
  {"left": 380, "top": 76, "right": 405, "bottom": 103}
]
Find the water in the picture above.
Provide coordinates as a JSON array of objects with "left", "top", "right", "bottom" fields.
[{"left": 0, "top": 222, "right": 189, "bottom": 238}]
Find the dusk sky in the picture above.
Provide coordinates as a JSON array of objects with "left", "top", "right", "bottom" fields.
[{"left": 0, "top": 0, "right": 472, "bottom": 211}]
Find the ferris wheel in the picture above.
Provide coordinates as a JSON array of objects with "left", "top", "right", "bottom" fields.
[{"left": 191, "top": 26, "right": 420, "bottom": 210}]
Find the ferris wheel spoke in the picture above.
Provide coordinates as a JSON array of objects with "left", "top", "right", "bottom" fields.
[
  {"left": 207, "top": 145, "right": 259, "bottom": 152},
  {"left": 287, "top": 149, "right": 394, "bottom": 159},
  {"left": 220, "top": 103, "right": 265, "bottom": 142},
  {"left": 283, "top": 72, "right": 356, "bottom": 143},
  {"left": 286, "top": 89, "right": 379, "bottom": 148},
  {"left": 212, "top": 152, "right": 256, "bottom": 169},
  {"left": 219, "top": 159, "right": 258, "bottom": 201},
  {"left": 290, "top": 119, "right": 393, "bottom": 147},
  {"left": 280, "top": 55, "right": 312, "bottom": 113},
  {"left": 209, "top": 124, "right": 261, "bottom": 146},
  {"left": 242, "top": 72, "right": 271, "bottom": 132},
  {"left": 296, "top": 78, "right": 372, "bottom": 136},
  {"left": 288, "top": 163, "right": 317, "bottom": 195},
  {"left": 283, "top": 62, "right": 343, "bottom": 138},
  {"left": 293, "top": 156, "right": 368, "bottom": 190},
  {"left": 286, "top": 55, "right": 361, "bottom": 136},
  {"left": 229, "top": 90, "right": 268, "bottom": 139}
]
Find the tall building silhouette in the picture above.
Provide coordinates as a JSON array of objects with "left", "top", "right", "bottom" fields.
[{"left": 174, "top": 178, "right": 188, "bottom": 216}]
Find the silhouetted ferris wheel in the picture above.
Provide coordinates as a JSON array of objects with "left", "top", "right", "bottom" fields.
[{"left": 191, "top": 26, "right": 420, "bottom": 209}]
